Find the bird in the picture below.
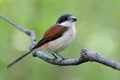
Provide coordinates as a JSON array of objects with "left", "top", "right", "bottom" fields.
[{"left": 7, "top": 14, "right": 77, "bottom": 68}]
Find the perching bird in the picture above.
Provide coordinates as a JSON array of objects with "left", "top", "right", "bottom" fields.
[{"left": 7, "top": 14, "right": 77, "bottom": 68}]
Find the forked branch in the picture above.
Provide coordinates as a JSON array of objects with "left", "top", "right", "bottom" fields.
[{"left": 0, "top": 14, "right": 120, "bottom": 71}]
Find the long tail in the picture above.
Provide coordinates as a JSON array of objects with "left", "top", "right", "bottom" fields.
[{"left": 7, "top": 50, "right": 32, "bottom": 68}]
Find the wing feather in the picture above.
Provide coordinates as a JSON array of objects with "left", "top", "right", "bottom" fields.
[{"left": 32, "top": 25, "right": 68, "bottom": 50}]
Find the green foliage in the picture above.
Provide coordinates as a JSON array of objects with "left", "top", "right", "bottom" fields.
[{"left": 0, "top": 0, "right": 120, "bottom": 80}]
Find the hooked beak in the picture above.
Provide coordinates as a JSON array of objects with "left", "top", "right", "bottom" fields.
[{"left": 70, "top": 18, "right": 77, "bottom": 22}]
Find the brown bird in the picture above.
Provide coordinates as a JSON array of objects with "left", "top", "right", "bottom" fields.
[{"left": 7, "top": 14, "right": 77, "bottom": 68}]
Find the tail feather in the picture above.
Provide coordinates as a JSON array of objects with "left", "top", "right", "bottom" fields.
[{"left": 7, "top": 50, "right": 32, "bottom": 68}]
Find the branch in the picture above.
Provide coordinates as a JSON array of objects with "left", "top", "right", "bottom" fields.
[
  {"left": 1, "top": 14, "right": 120, "bottom": 71},
  {"left": 35, "top": 48, "right": 120, "bottom": 70},
  {"left": 0, "top": 14, "right": 30, "bottom": 35}
]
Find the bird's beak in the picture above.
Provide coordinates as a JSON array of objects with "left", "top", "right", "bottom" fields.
[{"left": 70, "top": 18, "right": 77, "bottom": 22}]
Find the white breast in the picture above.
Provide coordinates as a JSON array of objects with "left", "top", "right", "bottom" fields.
[{"left": 41, "top": 26, "right": 76, "bottom": 53}]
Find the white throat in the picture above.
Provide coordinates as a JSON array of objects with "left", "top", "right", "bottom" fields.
[{"left": 59, "top": 21, "right": 75, "bottom": 27}]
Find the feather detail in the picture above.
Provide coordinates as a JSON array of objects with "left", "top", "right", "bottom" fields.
[{"left": 32, "top": 24, "right": 68, "bottom": 50}]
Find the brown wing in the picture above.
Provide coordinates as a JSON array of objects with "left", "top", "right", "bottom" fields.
[{"left": 32, "top": 24, "right": 68, "bottom": 50}]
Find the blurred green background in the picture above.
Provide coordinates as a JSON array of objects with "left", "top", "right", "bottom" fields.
[{"left": 0, "top": 0, "right": 120, "bottom": 80}]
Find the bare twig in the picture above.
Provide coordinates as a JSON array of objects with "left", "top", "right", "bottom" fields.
[
  {"left": 0, "top": 14, "right": 30, "bottom": 35},
  {"left": 1, "top": 14, "right": 120, "bottom": 71},
  {"left": 34, "top": 48, "right": 120, "bottom": 70}
]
